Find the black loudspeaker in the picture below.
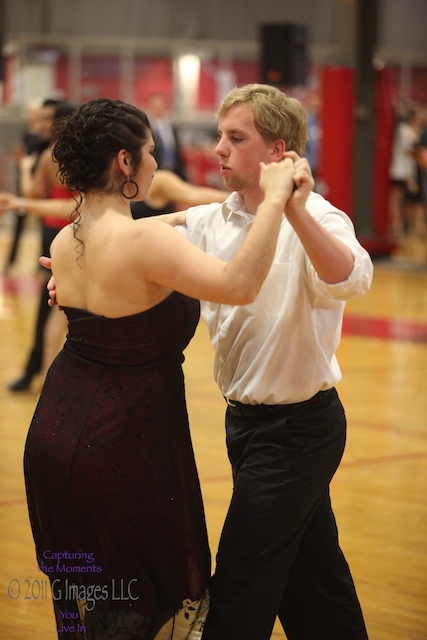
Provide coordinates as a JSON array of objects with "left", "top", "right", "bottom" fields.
[{"left": 261, "top": 23, "right": 309, "bottom": 86}]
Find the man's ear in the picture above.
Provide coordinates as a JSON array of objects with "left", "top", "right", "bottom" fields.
[{"left": 269, "top": 139, "right": 286, "bottom": 161}]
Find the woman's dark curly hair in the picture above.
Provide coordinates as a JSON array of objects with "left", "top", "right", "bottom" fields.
[
  {"left": 52, "top": 98, "right": 151, "bottom": 195},
  {"left": 51, "top": 99, "right": 151, "bottom": 259}
]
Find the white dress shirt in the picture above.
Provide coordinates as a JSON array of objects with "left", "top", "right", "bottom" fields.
[{"left": 179, "top": 191, "right": 373, "bottom": 405}]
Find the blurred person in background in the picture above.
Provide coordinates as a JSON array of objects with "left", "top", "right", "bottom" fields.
[
  {"left": 146, "top": 91, "right": 187, "bottom": 179},
  {"left": 388, "top": 102, "right": 426, "bottom": 238},
  {"left": 5, "top": 101, "right": 77, "bottom": 392},
  {"left": 3, "top": 98, "right": 60, "bottom": 273},
  {"left": 415, "top": 104, "right": 427, "bottom": 228}
]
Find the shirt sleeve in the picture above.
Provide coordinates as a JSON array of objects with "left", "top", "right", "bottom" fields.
[
  {"left": 176, "top": 204, "right": 218, "bottom": 250},
  {"left": 304, "top": 203, "right": 374, "bottom": 301}
]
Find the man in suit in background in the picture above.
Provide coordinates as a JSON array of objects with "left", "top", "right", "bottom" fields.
[{"left": 146, "top": 91, "right": 187, "bottom": 179}]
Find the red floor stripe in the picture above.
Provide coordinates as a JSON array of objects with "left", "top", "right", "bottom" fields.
[
  {"left": 1, "top": 274, "right": 43, "bottom": 296},
  {"left": 343, "top": 314, "right": 427, "bottom": 341}
]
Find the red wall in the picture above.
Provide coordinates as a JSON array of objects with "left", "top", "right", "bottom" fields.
[{"left": 318, "top": 67, "right": 356, "bottom": 219}]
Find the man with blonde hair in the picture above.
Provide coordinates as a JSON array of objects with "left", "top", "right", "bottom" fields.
[{"left": 180, "top": 83, "right": 372, "bottom": 639}]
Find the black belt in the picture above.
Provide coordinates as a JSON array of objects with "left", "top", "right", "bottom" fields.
[{"left": 224, "top": 390, "right": 333, "bottom": 419}]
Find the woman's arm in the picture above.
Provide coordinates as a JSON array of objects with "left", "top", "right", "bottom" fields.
[
  {"left": 0, "top": 192, "right": 75, "bottom": 218},
  {"left": 147, "top": 170, "right": 229, "bottom": 208},
  {"left": 131, "top": 159, "right": 296, "bottom": 306}
]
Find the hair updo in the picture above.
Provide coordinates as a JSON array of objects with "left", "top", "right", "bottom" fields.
[
  {"left": 51, "top": 98, "right": 151, "bottom": 195},
  {"left": 51, "top": 99, "right": 151, "bottom": 261}
]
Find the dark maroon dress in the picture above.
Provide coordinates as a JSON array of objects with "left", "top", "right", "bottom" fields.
[{"left": 24, "top": 292, "right": 210, "bottom": 639}]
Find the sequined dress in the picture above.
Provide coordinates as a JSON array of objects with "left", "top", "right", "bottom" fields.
[{"left": 24, "top": 292, "right": 210, "bottom": 639}]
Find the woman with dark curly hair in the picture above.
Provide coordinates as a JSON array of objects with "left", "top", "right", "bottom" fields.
[{"left": 23, "top": 98, "right": 296, "bottom": 639}]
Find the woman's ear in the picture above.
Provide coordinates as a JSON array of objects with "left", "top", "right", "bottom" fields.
[{"left": 117, "top": 149, "right": 132, "bottom": 175}]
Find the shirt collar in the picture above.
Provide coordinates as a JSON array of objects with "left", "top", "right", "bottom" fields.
[{"left": 222, "top": 192, "right": 255, "bottom": 223}]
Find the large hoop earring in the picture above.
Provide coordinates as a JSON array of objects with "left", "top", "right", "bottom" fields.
[{"left": 120, "top": 176, "right": 139, "bottom": 200}]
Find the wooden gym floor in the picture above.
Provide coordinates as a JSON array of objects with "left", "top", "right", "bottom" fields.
[{"left": 0, "top": 222, "right": 426, "bottom": 639}]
